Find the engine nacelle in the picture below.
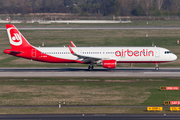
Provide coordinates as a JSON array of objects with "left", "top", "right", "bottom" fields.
[{"left": 97, "top": 60, "right": 116, "bottom": 69}]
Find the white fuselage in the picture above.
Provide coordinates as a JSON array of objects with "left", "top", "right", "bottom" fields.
[{"left": 36, "top": 46, "right": 177, "bottom": 63}]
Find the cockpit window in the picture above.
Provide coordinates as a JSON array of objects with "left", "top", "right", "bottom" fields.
[{"left": 165, "top": 51, "right": 171, "bottom": 54}]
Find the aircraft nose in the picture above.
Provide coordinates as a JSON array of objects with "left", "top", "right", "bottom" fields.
[{"left": 172, "top": 54, "right": 177, "bottom": 61}]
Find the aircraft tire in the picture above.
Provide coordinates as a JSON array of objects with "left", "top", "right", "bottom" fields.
[
  {"left": 155, "top": 67, "right": 159, "bottom": 71},
  {"left": 88, "top": 65, "right": 94, "bottom": 71}
]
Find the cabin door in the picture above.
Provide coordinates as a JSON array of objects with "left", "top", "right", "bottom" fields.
[
  {"left": 78, "top": 50, "right": 82, "bottom": 55},
  {"left": 32, "top": 49, "right": 36, "bottom": 58},
  {"left": 155, "top": 49, "right": 160, "bottom": 57}
]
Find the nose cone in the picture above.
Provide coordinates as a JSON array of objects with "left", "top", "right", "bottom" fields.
[{"left": 172, "top": 54, "right": 177, "bottom": 61}]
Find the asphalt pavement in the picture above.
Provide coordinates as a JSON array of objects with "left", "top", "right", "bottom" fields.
[
  {"left": 0, "top": 67, "right": 180, "bottom": 77},
  {"left": 0, "top": 114, "right": 179, "bottom": 120}
]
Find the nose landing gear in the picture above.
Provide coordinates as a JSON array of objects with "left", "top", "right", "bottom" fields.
[{"left": 155, "top": 63, "right": 159, "bottom": 71}]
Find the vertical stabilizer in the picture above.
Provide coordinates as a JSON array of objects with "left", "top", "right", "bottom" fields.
[{"left": 6, "top": 24, "right": 32, "bottom": 49}]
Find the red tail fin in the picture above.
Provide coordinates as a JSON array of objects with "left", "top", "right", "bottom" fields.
[{"left": 6, "top": 24, "right": 32, "bottom": 49}]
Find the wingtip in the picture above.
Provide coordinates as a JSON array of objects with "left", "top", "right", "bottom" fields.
[{"left": 70, "top": 41, "right": 76, "bottom": 47}]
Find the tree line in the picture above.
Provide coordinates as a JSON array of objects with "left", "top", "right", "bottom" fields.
[{"left": 0, "top": 0, "right": 180, "bottom": 16}]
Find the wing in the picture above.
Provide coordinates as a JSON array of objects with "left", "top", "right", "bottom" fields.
[{"left": 68, "top": 45, "right": 102, "bottom": 63}]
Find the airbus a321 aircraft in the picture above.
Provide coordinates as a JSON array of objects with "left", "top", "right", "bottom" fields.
[{"left": 4, "top": 24, "right": 177, "bottom": 70}]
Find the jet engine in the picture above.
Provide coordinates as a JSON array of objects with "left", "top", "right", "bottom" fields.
[{"left": 96, "top": 60, "right": 116, "bottom": 69}]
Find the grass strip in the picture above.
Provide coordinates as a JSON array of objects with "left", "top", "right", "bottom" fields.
[{"left": 0, "top": 78, "right": 179, "bottom": 106}]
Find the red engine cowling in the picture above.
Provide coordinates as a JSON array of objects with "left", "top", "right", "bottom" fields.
[{"left": 102, "top": 60, "right": 116, "bottom": 69}]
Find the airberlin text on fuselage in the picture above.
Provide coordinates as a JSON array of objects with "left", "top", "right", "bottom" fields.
[{"left": 115, "top": 49, "right": 154, "bottom": 57}]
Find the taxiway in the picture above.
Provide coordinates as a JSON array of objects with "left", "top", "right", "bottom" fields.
[
  {"left": 1, "top": 26, "right": 180, "bottom": 30},
  {"left": 0, "top": 114, "right": 179, "bottom": 120}
]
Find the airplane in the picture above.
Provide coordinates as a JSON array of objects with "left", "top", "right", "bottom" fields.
[{"left": 4, "top": 24, "right": 177, "bottom": 71}]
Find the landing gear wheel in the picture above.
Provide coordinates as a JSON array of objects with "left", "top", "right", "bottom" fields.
[
  {"left": 88, "top": 65, "right": 94, "bottom": 71},
  {"left": 155, "top": 63, "right": 159, "bottom": 71},
  {"left": 155, "top": 67, "right": 159, "bottom": 71}
]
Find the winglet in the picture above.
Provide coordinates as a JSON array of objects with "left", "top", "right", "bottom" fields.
[
  {"left": 68, "top": 45, "right": 75, "bottom": 54},
  {"left": 70, "top": 41, "right": 76, "bottom": 47}
]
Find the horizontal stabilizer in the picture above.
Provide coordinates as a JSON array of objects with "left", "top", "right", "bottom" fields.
[{"left": 4, "top": 49, "right": 22, "bottom": 54}]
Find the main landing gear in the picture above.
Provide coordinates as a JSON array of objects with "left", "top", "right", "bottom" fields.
[
  {"left": 88, "top": 62, "right": 95, "bottom": 71},
  {"left": 88, "top": 65, "right": 94, "bottom": 71},
  {"left": 155, "top": 63, "right": 159, "bottom": 71}
]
